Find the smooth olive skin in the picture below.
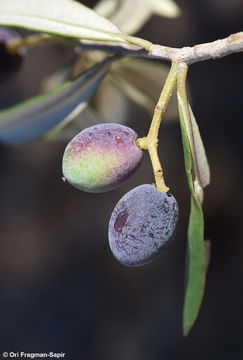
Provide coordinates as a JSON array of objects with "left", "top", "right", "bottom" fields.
[{"left": 62, "top": 123, "right": 143, "bottom": 193}]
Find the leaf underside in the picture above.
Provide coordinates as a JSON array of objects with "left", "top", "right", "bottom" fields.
[
  {"left": 0, "top": 57, "right": 112, "bottom": 145},
  {"left": 189, "top": 105, "right": 210, "bottom": 188},
  {"left": 0, "top": 0, "right": 126, "bottom": 42}
]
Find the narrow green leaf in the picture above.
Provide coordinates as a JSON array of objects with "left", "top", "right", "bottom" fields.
[
  {"left": 0, "top": 0, "right": 127, "bottom": 43},
  {"left": 184, "top": 196, "right": 205, "bottom": 336},
  {"left": 178, "top": 103, "right": 206, "bottom": 336},
  {"left": 205, "top": 239, "right": 211, "bottom": 271},
  {"left": 177, "top": 63, "right": 206, "bottom": 336},
  {"left": 0, "top": 57, "right": 112, "bottom": 145}
]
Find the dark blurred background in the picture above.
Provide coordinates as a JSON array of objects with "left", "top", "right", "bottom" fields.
[{"left": 0, "top": 0, "right": 243, "bottom": 359}]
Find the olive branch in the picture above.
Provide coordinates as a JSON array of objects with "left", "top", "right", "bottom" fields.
[{"left": 0, "top": 0, "right": 242, "bottom": 336}]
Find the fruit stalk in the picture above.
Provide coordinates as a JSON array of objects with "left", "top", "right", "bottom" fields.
[{"left": 137, "top": 62, "right": 179, "bottom": 193}]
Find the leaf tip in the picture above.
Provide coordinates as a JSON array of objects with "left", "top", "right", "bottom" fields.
[{"left": 182, "top": 320, "right": 192, "bottom": 337}]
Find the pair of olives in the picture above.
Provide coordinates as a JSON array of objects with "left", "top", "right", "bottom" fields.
[
  {"left": 62, "top": 123, "right": 179, "bottom": 267},
  {"left": 1, "top": 27, "right": 178, "bottom": 267}
]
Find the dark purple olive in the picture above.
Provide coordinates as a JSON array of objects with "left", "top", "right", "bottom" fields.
[{"left": 108, "top": 184, "right": 179, "bottom": 266}]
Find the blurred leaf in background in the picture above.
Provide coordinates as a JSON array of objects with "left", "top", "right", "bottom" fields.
[
  {"left": 0, "top": 56, "right": 113, "bottom": 145},
  {"left": 95, "top": 0, "right": 180, "bottom": 34}
]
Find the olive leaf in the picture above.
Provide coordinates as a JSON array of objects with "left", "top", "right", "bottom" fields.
[
  {"left": 46, "top": 105, "right": 110, "bottom": 141},
  {"left": 205, "top": 239, "right": 211, "bottom": 271},
  {"left": 95, "top": 0, "right": 180, "bottom": 34},
  {"left": 91, "top": 77, "right": 130, "bottom": 124},
  {"left": 41, "top": 47, "right": 83, "bottom": 92},
  {"left": 46, "top": 76, "right": 130, "bottom": 139},
  {"left": 150, "top": 0, "right": 181, "bottom": 18},
  {"left": 177, "top": 64, "right": 209, "bottom": 335},
  {"left": 109, "top": 58, "right": 178, "bottom": 119},
  {"left": 44, "top": 101, "right": 89, "bottom": 140},
  {"left": 0, "top": 0, "right": 153, "bottom": 51},
  {"left": 94, "top": 0, "right": 118, "bottom": 19},
  {"left": 189, "top": 105, "right": 210, "bottom": 189},
  {"left": 178, "top": 112, "right": 206, "bottom": 336},
  {"left": 44, "top": 57, "right": 177, "bottom": 134},
  {"left": 177, "top": 91, "right": 210, "bottom": 202},
  {"left": 0, "top": 0, "right": 126, "bottom": 43},
  {"left": 0, "top": 57, "right": 113, "bottom": 145},
  {"left": 41, "top": 54, "right": 131, "bottom": 131}
]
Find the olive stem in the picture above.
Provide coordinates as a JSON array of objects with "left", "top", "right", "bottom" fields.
[
  {"left": 137, "top": 62, "right": 179, "bottom": 193},
  {"left": 6, "top": 30, "right": 243, "bottom": 63}
]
